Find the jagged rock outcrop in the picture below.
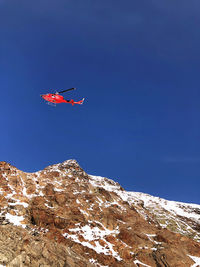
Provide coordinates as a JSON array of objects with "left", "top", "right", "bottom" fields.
[{"left": 0, "top": 160, "right": 200, "bottom": 266}]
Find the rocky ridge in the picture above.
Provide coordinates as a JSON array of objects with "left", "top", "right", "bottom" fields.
[{"left": 0, "top": 160, "right": 200, "bottom": 266}]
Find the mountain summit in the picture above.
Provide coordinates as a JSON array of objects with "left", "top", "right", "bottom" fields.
[{"left": 0, "top": 160, "right": 200, "bottom": 266}]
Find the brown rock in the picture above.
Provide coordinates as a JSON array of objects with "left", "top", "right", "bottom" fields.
[
  {"left": 55, "top": 193, "right": 66, "bottom": 205},
  {"left": 0, "top": 160, "right": 199, "bottom": 267}
]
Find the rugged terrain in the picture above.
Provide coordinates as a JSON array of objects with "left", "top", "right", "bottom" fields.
[{"left": 0, "top": 160, "right": 200, "bottom": 267}]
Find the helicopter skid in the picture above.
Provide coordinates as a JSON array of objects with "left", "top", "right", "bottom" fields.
[{"left": 47, "top": 102, "right": 56, "bottom": 107}]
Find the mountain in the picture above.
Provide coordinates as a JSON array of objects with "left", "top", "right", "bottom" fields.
[{"left": 0, "top": 160, "right": 200, "bottom": 267}]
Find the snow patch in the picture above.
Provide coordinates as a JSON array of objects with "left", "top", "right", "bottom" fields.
[
  {"left": 129, "top": 192, "right": 200, "bottom": 223},
  {"left": 5, "top": 213, "right": 26, "bottom": 228},
  {"left": 63, "top": 223, "right": 121, "bottom": 261},
  {"left": 8, "top": 200, "right": 28, "bottom": 208},
  {"left": 188, "top": 255, "right": 200, "bottom": 267}
]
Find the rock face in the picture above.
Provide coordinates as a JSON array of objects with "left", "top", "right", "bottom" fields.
[{"left": 0, "top": 160, "right": 200, "bottom": 267}]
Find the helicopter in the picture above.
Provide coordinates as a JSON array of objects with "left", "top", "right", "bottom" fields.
[{"left": 40, "top": 88, "right": 84, "bottom": 106}]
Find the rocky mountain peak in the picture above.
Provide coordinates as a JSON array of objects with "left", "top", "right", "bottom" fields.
[
  {"left": 44, "top": 159, "right": 80, "bottom": 170},
  {"left": 0, "top": 160, "right": 200, "bottom": 266}
]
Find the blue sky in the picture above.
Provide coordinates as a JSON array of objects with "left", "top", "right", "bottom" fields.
[{"left": 1, "top": 0, "right": 200, "bottom": 204}]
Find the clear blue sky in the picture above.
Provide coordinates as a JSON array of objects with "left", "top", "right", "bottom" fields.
[{"left": 1, "top": 0, "right": 200, "bottom": 204}]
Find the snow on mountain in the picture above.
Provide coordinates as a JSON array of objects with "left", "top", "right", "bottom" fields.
[
  {"left": 89, "top": 173, "right": 200, "bottom": 243},
  {"left": 0, "top": 160, "right": 200, "bottom": 266}
]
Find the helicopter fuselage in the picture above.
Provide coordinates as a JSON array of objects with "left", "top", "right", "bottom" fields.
[{"left": 41, "top": 93, "right": 68, "bottom": 104}]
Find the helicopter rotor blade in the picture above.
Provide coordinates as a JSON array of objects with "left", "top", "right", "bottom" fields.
[{"left": 58, "top": 88, "right": 76, "bottom": 94}]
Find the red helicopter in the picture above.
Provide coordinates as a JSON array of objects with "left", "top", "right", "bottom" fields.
[{"left": 40, "top": 88, "right": 84, "bottom": 106}]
